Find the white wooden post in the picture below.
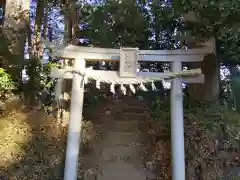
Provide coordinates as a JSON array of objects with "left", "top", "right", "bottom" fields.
[
  {"left": 64, "top": 57, "right": 85, "bottom": 180},
  {"left": 171, "top": 61, "right": 185, "bottom": 180}
]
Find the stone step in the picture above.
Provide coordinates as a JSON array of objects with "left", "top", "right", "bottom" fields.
[
  {"left": 100, "top": 146, "right": 147, "bottom": 162},
  {"left": 97, "top": 163, "right": 146, "bottom": 180},
  {"left": 123, "top": 112, "right": 150, "bottom": 116},
  {"left": 106, "top": 120, "right": 138, "bottom": 131},
  {"left": 106, "top": 120, "right": 148, "bottom": 131},
  {"left": 122, "top": 107, "right": 149, "bottom": 114},
  {"left": 107, "top": 105, "right": 149, "bottom": 111},
  {"left": 124, "top": 112, "right": 150, "bottom": 120},
  {"left": 101, "top": 112, "right": 150, "bottom": 121},
  {"left": 103, "top": 131, "right": 148, "bottom": 146},
  {"left": 109, "top": 106, "right": 149, "bottom": 111},
  {"left": 111, "top": 113, "right": 150, "bottom": 121},
  {"left": 111, "top": 97, "right": 148, "bottom": 104}
]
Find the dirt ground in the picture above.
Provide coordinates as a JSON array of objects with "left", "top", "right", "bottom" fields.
[
  {"left": 0, "top": 97, "right": 239, "bottom": 180},
  {"left": 0, "top": 98, "right": 67, "bottom": 180}
]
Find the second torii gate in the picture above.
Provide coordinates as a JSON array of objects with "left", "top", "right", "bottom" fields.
[{"left": 43, "top": 39, "right": 215, "bottom": 180}]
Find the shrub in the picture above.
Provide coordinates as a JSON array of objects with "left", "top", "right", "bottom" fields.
[{"left": 0, "top": 68, "right": 16, "bottom": 101}]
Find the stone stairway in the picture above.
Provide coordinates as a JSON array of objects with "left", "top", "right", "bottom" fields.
[{"left": 95, "top": 98, "right": 151, "bottom": 180}]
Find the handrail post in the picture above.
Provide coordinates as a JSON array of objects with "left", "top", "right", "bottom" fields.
[
  {"left": 171, "top": 61, "right": 185, "bottom": 180},
  {"left": 64, "top": 57, "right": 85, "bottom": 180}
]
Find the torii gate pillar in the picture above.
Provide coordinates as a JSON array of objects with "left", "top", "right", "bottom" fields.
[
  {"left": 64, "top": 57, "right": 85, "bottom": 180},
  {"left": 171, "top": 61, "right": 185, "bottom": 180}
]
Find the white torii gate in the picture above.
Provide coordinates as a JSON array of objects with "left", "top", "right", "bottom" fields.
[{"left": 44, "top": 40, "right": 214, "bottom": 180}]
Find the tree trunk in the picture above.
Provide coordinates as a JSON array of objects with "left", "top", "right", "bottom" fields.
[
  {"left": 42, "top": 5, "right": 49, "bottom": 39},
  {"left": 58, "top": 0, "right": 78, "bottom": 122},
  {"left": 4, "top": 0, "right": 30, "bottom": 84},
  {"left": 184, "top": 12, "right": 220, "bottom": 102},
  {"left": 0, "top": 1, "right": 6, "bottom": 26},
  {"left": 187, "top": 38, "right": 219, "bottom": 102},
  {"left": 32, "top": 0, "right": 45, "bottom": 58},
  {"left": 63, "top": 0, "right": 73, "bottom": 44}
]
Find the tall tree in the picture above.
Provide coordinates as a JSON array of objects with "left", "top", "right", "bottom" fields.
[
  {"left": 3, "top": 0, "right": 30, "bottom": 84},
  {"left": 32, "top": 0, "right": 45, "bottom": 58}
]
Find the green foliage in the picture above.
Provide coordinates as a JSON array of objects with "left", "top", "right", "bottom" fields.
[
  {"left": 151, "top": 96, "right": 170, "bottom": 124},
  {"left": 174, "top": 0, "right": 240, "bottom": 65},
  {"left": 152, "top": 97, "right": 240, "bottom": 151},
  {"left": 151, "top": 95, "right": 240, "bottom": 148},
  {"left": 23, "top": 58, "right": 43, "bottom": 99},
  {"left": 23, "top": 57, "right": 58, "bottom": 105},
  {"left": 80, "top": 0, "right": 151, "bottom": 48},
  {"left": 230, "top": 72, "right": 240, "bottom": 113},
  {"left": 198, "top": 102, "right": 240, "bottom": 148},
  {"left": 0, "top": 68, "right": 16, "bottom": 101},
  {"left": 41, "top": 61, "right": 59, "bottom": 89},
  {"left": 0, "top": 28, "right": 23, "bottom": 85},
  {"left": 0, "top": 30, "right": 11, "bottom": 60}
]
